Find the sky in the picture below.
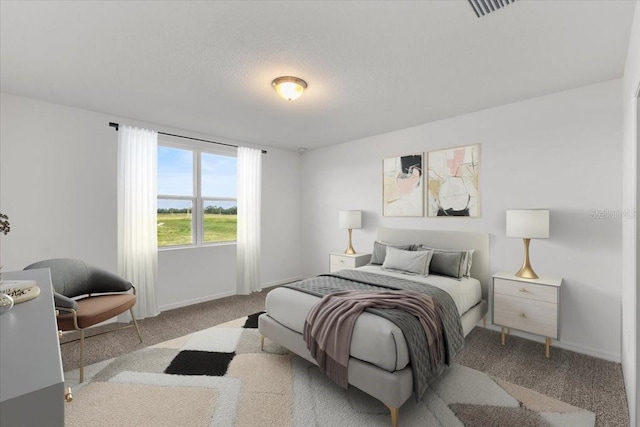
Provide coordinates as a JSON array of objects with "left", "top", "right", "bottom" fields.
[{"left": 157, "top": 146, "right": 237, "bottom": 210}]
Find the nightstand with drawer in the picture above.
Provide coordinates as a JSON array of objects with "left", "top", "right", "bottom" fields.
[
  {"left": 329, "top": 252, "right": 371, "bottom": 273},
  {"left": 492, "top": 271, "right": 562, "bottom": 358}
]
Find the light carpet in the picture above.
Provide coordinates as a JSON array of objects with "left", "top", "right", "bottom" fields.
[{"left": 65, "top": 312, "right": 595, "bottom": 427}]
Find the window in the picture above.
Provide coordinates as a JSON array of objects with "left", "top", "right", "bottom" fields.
[{"left": 157, "top": 144, "right": 237, "bottom": 247}]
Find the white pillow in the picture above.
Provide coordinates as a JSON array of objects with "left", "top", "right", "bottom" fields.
[
  {"left": 465, "top": 249, "right": 475, "bottom": 277},
  {"left": 382, "top": 247, "right": 434, "bottom": 276}
]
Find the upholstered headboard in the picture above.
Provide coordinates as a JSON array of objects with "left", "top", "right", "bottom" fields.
[{"left": 376, "top": 227, "right": 490, "bottom": 300}]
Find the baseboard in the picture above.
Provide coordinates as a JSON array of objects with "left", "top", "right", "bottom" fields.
[
  {"left": 158, "top": 277, "right": 305, "bottom": 312},
  {"left": 159, "top": 290, "right": 237, "bottom": 312},
  {"left": 482, "top": 323, "right": 621, "bottom": 363}
]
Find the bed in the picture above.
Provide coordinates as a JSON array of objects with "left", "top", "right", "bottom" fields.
[{"left": 258, "top": 227, "right": 489, "bottom": 427}]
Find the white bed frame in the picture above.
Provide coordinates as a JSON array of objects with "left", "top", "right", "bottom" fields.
[{"left": 258, "top": 227, "right": 489, "bottom": 427}]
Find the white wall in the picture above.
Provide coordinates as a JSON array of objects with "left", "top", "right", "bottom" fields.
[
  {"left": 0, "top": 94, "right": 118, "bottom": 271},
  {"left": 301, "top": 79, "right": 623, "bottom": 361},
  {"left": 0, "top": 93, "right": 302, "bottom": 310},
  {"left": 622, "top": 2, "right": 640, "bottom": 425}
]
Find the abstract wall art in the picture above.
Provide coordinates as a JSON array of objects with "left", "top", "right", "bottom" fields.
[
  {"left": 383, "top": 153, "right": 424, "bottom": 217},
  {"left": 427, "top": 144, "right": 480, "bottom": 217}
]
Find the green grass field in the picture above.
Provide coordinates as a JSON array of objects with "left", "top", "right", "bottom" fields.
[{"left": 157, "top": 213, "right": 237, "bottom": 246}]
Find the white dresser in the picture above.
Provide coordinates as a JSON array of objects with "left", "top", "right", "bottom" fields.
[
  {"left": 492, "top": 271, "right": 562, "bottom": 358},
  {"left": 0, "top": 268, "right": 65, "bottom": 426},
  {"left": 329, "top": 252, "right": 371, "bottom": 273}
]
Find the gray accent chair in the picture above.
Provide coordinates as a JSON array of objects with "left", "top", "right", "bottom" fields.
[{"left": 24, "top": 258, "right": 143, "bottom": 382}]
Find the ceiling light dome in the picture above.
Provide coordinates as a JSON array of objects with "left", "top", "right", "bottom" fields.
[{"left": 272, "top": 76, "right": 307, "bottom": 101}]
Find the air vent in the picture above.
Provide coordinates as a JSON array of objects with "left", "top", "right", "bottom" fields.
[{"left": 467, "top": 0, "right": 518, "bottom": 18}]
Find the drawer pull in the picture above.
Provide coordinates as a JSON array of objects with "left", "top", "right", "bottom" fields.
[
  {"left": 519, "top": 288, "right": 528, "bottom": 293},
  {"left": 519, "top": 313, "right": 527, "bottom": 318},
  {"left": 339, "top": 259, "right": 344, "bottom": 263}
]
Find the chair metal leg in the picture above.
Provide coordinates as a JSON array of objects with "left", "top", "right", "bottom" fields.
[
  {"left": 129, "top": 308, "right": 143, "bottom": 343},
  {"left": 79, "top": 329, "right": 85, "bottom": 383}
]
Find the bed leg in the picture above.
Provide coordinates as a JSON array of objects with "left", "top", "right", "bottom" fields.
[
  {"left": 482, "top": 316, "right": 487, "bottom": 328},
  {"left": 384, "top": 403, "right": 399, "bottom": 427},
  {"left": 260, "top": 335, "right": 265, "bottom": 351}
]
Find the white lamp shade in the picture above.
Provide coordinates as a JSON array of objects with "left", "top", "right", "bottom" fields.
[
  {"left": 506, "top": 209, "right": 549, "bottom": 239},
  {"left": 339, "top": 210, "right": 361, "bottom": 229}
]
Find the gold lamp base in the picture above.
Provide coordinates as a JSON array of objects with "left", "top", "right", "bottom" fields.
[
  {"left": 515, "top": 238, "right": 539, "bottom": 279},
  {"left": 344, "top": 229, "right": 356, "bottom": 255}
]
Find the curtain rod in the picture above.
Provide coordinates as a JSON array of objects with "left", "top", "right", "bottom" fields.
[{"left": 108, "top": 122, "right": 267, "bottom": 154}]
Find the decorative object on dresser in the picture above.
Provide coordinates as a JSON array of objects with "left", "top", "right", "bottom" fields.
[
  {"left": 329, "top": 252, "right": 372, "bottom": 273},
  {"left": 0, "top": 280, "right": 40, "bottom": 304},
  {"left": 427, "top": 144, "right": 480, "bottom": 217},
  {"left": 0, "top": 293, "right": 14, "bottom": 314},
  {"left": 492, "top": 271, "right": 562, "bottom": 358},
  {"left": 338, "top": 210, "right": 362, "bottom": 254},
  {"left": 506, "top": 209, "right": 549, "bottom": 279},
  {"left": 383, "top": 154, "right": 424, "bottom": 217}
]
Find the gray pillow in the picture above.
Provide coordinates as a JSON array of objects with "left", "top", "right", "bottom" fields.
[
  {"left": 417, "top": 245, "right": 468, "bottom": 279},
  {"left": 382, "top": 247, "right": 433, "bottom": 276},
  {"left": 419, "top": 245, "right": 474, "bottom": 277},
  {"left": 369, "top": 241, "right": 414, "bottom": 265},
  {"left": 430, "top": 251, "right": 465, "bottom": 278}
]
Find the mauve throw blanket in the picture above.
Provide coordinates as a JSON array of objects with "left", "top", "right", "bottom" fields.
[{"left": 303, "top": 290, "right": 444, "bottom": 390}]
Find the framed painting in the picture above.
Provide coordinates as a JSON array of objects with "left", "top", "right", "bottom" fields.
[
  {"left": 427, "top": 144, "right": 480, "bottom": 217},
  {"left": 383, "top": 153, "right": 424, "bottom": 217}
]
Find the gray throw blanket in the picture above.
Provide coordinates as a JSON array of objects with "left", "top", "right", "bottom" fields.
[
  {"left": 303, "top": 290, "right": 444, "bottom": 390},
  {"left": 285, "top": 270, "right": 464, "bottom": 401}
]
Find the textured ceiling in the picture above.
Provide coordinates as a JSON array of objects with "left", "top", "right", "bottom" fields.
[{"left": 0, "top": 1, "right": 635, "bottom": 151}]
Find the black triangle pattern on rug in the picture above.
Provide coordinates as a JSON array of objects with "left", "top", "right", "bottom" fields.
[
  {"left": 243, "top": 311, "right": 265, "bottom": 329},
  {"left": 164, "top": 312, "right": 265, "bottom": 377},
  {"left": 164, "top": 350, "right": 236, "bottom": 376}
]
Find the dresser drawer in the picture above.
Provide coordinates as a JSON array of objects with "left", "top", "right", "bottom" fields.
[
  {"left": 494, "top": 278, "right": 557, "bottom": 304},
  {"left": 493, "top": 294, "right": 558, "bottom": 338}
]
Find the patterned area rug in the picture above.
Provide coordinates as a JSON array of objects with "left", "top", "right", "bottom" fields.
[{"left": 65, "top": 312, "right": 595, "bottom": 427}]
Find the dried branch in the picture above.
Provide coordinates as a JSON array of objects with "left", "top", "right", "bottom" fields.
[{"left": 0, "top": 213, "right": 10, "bottom": 235}]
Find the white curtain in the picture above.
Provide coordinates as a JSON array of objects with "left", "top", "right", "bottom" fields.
[
  {"left": 236, "top": 147, "right": 262, "bottom": 294},
  {"left": 117, "top": 125, "right": 159, "bottom": 319}
]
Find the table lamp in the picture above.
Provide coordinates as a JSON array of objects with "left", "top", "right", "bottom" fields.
[
  {"left": 506, "top": 209, "right": 549, "bottom": 279},
  {"left": 339, "top": 210, "right": 361, "bottom": 255}
]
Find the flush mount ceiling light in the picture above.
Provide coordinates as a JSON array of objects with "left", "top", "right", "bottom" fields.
[{"left": 272, "top": 76, "right": 307, "bottom": 101}]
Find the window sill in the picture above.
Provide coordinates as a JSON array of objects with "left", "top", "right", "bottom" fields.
[{"left": 158, "top": 241, "right": 237, "bottom": 252}]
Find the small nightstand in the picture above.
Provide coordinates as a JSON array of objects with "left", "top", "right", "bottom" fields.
[
  {"left": 492, "top": 271, "right": 562, "bottom": 358},
  {"left": 329, "top": 252, "right": 371, "bottom": 273}
]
